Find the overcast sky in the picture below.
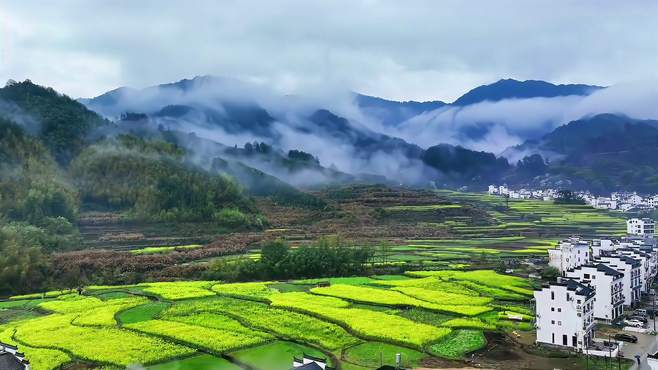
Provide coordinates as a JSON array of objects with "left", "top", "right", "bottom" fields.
[{"left": 1, "top": 0, "right": 656, "bottom": 101}]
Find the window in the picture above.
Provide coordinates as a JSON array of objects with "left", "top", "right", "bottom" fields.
[
  {"left": 551, "top": 320, "right": 555, "bottom": 324},
  {"left": 562, "top": 335, "right": 568, "bottom": 345},
  {"left": 551, "top": 307, "right": 555, "bottom": 312},
  {"left": 551, "top": 292, "right": 555, "bottom": 300},
  {"left": 584, "top": 273, "right": 590, "bottom": 279},
  {"left": 557, "top": 308, "right": 561, "bottom": 312},
  {"left": 558, "top": 321, "right": 562, "bottom": 326}
]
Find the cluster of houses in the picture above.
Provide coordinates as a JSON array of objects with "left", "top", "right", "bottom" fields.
[
  {"left": 0, "top": 342, "right": 30, "bottom": 370},
  {"left": 487, "top": 185, "right": 658, "bottom": 212},
  {"left": 535, "top": 219, "right": 657, "bottom": 356}
]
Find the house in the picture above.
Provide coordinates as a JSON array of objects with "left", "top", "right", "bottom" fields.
[
  {"left": 292, "top": 354, "right": 334, "bottom": 370},
  {"left": 615, "top": 248, "right": 652, "bottom": 294},
  {"left": 0, "top": 342, "right": 30, "bottom": 370},
  {"left": 534, "top": 279, "right": 595, "bottom": 351},
  {"left": 591, "top": 239, "right": 616, "bottom": 258},
  {"left": 627, "top": 218, "right": 656, "bottom": 236},
  {"left": 597, "top": 255, "right": 642, "bottom": 306},
  {"left": 565, "top": 264, "right": 624, "bottom": 322},
  {"left": 548, "top": 237, "right": 591, "bottom": 274}
]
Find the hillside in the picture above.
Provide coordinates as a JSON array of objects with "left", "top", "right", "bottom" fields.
[{"left": 452, "top": 79, "right": 602, "bottom": 106}]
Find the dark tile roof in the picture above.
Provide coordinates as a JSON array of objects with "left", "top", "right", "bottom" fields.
[
  {"left": 595, "top": 264, "right": 624, "bottom": 278},
  {"left": 292, "top": 363, "right": 324, "bottom": 370},
  {"left": 565, "top": 279, "right": 595, "bottom": 297},
  {"left": 0, "top": 352, "right": 26, "bottom": 370}
]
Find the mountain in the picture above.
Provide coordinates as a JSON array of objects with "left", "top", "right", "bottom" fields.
[
  {"left": 354, "top": 93, "right": 446, "bottom": 126},
  {"left": 422, "top": 144, "right": 510, "bottom": 183},
  {"left": 509, "top": 114, "right": 658, "bottom": 192},
  {"left": 452, "top": 79, "right": 603, "bottom": 106},
  {"left": 1, "top": 80, "right": 109, "bottom": 163}
]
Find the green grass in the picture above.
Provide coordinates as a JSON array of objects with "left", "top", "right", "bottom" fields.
[
  {"left": 384, "top": 204, "right": 462, "bottom": 211},
  {"left": 343, "top": 342, "right": 425, "bottom": 368},
  {"left": 130, "top": 244, "right": 203, "bottom": 255},
  {"left": 147, "top": 354, "right": 241, "bottom": 370},
  {"left": 229, "top": 341, "right": 329, "bottom": 370},
  {"left": 429, "top": 330, "right": 486, "bottom": 359},
  {"left": 126, "top": 319, "right": 272, "bottom": 353},
  {"left": 118, "top": 302, "right": 170, "bottom": 324}
]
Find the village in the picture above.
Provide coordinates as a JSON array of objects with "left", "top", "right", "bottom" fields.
[
  {"left": 536, "top": 217, "right": 658, "bottom": 368},
  {"left": 488, "top": 185, "right": 658, "bottom": 212}
]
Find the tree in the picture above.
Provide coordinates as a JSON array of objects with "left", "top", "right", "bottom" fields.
[
  {"left": 554, "top": 190, "right": 585, "bottom": 204},
  {"left": 541, "top": 266, "right": 560, "bottom": 280}
]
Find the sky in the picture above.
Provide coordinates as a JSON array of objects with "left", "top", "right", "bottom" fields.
[{"left": 1, "top": 0, "right": 656, "bottom": 101}]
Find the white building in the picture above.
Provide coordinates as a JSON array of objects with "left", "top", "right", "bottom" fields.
[
  {"left": 292, "top": 354, "right": 333, "bottom": 370},
  {"left": 597, "top": 255, "right": 642, "bottom": 306},
  {"left": 591, "top": 239, "right": 616, "bottom": 258},
  {"left": 616, "top": 248, "right": 652, "bottom": 294},
  {"left": 534, "top": 279, "right": 595, "bottom": 350},
  {"left": 627, "top": 218, "right": 656, "bottom": 236},
  {"left": 565, "top": 264, "right": 624, "bottom": 322},
  {"left": 548, "top": 237, "right": 591, "bottom": 274}
]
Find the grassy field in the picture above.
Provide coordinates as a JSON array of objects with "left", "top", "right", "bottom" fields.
[
  {"left": 1, "top": 189, "right": 629, "bottom": 369},
  {"left": 0, "top": 269, "right": 534, "bottom": 369}
]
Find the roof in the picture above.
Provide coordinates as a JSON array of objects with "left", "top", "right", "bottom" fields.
[
  {"left": 567, "top": 264, "right": 622, "bottom": 278},
  {"left": 293, "top": 363, "right": 324, "bottom": 370},
  {"left": 564, "top": 279, "right": 595, "bottom": 298},
  {"left": 595, "top": 264, "right": 624, "bottom": 278},
  {"left": 0, "top": 352, "right": 26, "bottom": 370},
  {"left": 599, "top": 255, "right": 641, "bottom": 268}
]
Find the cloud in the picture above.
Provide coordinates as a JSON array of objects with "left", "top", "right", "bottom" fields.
[
  {"left": 387, "top": 79, "right": 658, "bottom": 155},
  {"left": 1, "top": 0, "right": 656, "bottom": 101}
]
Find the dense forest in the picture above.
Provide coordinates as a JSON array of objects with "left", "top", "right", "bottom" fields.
[{"left": 0, "top": 81, "right": 266, "bottom": 295}]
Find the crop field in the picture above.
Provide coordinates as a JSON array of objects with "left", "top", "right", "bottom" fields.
[{"left": 0, "top": 269, "right": 535, "bottom": 369}]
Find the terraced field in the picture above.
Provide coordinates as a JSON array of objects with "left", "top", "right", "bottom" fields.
[{"left": 0, "top": 270, "right": 534, "bottom": 369}]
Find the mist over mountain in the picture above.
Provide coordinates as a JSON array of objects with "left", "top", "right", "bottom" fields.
[{"left": 70, "top": 75, "right": 658, "bottom": 191}]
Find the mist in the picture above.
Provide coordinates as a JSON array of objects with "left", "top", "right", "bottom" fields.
[{"left": 79, "top": 76, "right": 658, "bottom": 189}]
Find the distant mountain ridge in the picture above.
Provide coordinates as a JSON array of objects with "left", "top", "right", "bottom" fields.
[{"left": 452, "top": 79, "right": 603, "bottom": 106}]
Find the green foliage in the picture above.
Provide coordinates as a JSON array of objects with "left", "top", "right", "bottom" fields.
[
  {"left": 164, "top": 296, "right": 359, "bottom": 351},
  {"left": 117, "top": 302, "right": 170, "bottom": 325},
  {"left": 229, "top": 341, "right": 328, "bottom": 370},
  {"left": 206, "top": 238, "right": 375, "bottom": 282},
  {"left": 0, "top": 225, "right": 51, "bottom": 295},
  {"left": 126, "top": 319, "right": 271, "bottom": 353},
  {"left": 270, "top": 292, "right": 452, "bottom": 349},
  {"left": 12, "top": 313, "right": 195, "bottom": 367},
  {"left": 69, "top": 135, "right": 261, "bottom": 226},
  {"left": 310, "top": 284, "right": 492, "bottom": 316},
  {"left": 0, "top": 80, "right": 108, "bottom": 163},
  {"left": 429, "top": 329, "right": 486, "bottom": 359},
  {"left": 0, "top": 327, "right": 71, "bottom": 370},
  {"left": 343, "top": 342, "right": 425, "bottom": 368},
  {"left": 147, "top": 354, "right": 241, "bottom": 370},
  {"left": 141, "top": 281, "right": 216, "bottom": 300},
  {"left": 0, "top": 118, "right": 79, "bottom": 224}
]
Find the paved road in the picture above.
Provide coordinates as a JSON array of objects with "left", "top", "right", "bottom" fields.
[{"left": 623, "top": 318, "right": 657, "bottom": 370}]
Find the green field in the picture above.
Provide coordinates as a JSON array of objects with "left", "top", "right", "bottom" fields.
[{"left": 0, "top": 269, "right": 534, "bottom": 369}]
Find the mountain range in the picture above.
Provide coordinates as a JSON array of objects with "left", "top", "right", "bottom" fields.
[{"left": 2, "top": 76, "right": 657, "bottom": 197}]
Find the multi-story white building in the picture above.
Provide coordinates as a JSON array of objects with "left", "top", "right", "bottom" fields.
[
  {"left": 591, "top": 239, "right": 616, "bottom": 258},
  {"left": 565, "top": 264, "right": 624, "bottom": 322},
  {"left": 597, "top": 255, "right": 642, "bottom": 306},
  {"left": 616, "top": 248, "right": 652, "bottom": 294},
  {"left": 548, "top": 237, "right": 591, "bottom": 274},
  {"left": 534, "top": 279, "right": 595, "bottom": 350},
  {"left": 627, "top": 218, "right": 656, "bottom": 236}
]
